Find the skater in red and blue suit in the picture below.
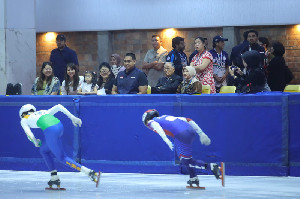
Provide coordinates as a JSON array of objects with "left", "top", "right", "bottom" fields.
[
  {"left": 142, "top": 109, "right": 222, "bottom": 186},
  {"left": 19, "top": 104, "right": 101, "bottom": 188}
]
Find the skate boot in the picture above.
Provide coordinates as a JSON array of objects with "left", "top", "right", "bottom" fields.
[
  {"left": 88, "top": 170, "right": 98, "bottom": 182},
  {"left": 48, "top": 170, "right": 61, "bottom": 188},
  {"left": 210, "top": 163, "right": 221, "bottom": 179},
  {"left": 187, "top": 176, "right": 199, "bottom": 187}
]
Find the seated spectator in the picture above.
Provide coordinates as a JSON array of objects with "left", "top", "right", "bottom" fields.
[
  {"left": 112, "top": 53, "right": 148, "bottom": 94},
  {"left": 151, "top": 62, "right": 182, "bottom": 94},
  {"left": 267, "top": 42, "right": 294, "bottom": 91},
  {"left": 110, "top": 53, "right": 125, "bottom": 77},
  {"left": 97, "top": 62, "right": 115, "bottom": 94},
  {"left": 231, "top": 51, "right": 267, "bottom": 93},
  {"left": 61, "top": 63, "right": 83, "bottom": 95},
  {"left": 77, "top": 71, "right": 98, "bottom": 95},
  {"left": 32, "top": 62, "right": 60, "bottom": 95},
  {"left": 177, "top": 66, "right": 202, "bottom": 94},
  {"left": 191, "top": 37, "right": 216, "bottom": 93}
]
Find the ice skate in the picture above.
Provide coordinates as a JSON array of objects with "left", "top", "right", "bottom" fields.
[
  {"left": 210, "top": 163, "right": 221, "bottom": 179},
  {"left": 210, "top": 162, "right": 225, "bottom": 187},
  {"left": 88, "top": 170, "right": 102, "bottom": 188},
  {"left": 186, "top": 176, "right": 205, "bottom": 189},
  {"left": 45, "top": 171, "right": 66, "bottom": 191}
]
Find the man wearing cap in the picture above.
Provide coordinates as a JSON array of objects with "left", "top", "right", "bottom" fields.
[
  {"left": 209, "top": 36, "right": 231, "bottom": 93},
  {"left": 50, "top": 34, "right": 79, "bottom": 84}
]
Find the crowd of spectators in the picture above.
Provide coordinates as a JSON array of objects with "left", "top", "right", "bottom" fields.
[{"left": 30, "top": 30, "right": 294, "bottom": 96}]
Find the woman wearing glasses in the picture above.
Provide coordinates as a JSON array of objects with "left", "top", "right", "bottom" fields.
[{"left": 97, "top": 62, "right": 115, "bottom": 94}]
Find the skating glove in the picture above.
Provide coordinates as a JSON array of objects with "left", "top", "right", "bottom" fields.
[
  {"left": 34, "top": 139, "right": 41, "bottom": 147},
  {"left": 199, "top": 133, "right": 211, "bottom": 146},
  {"left": 71, "top": 116, "right": 82, "bottom": 127}
]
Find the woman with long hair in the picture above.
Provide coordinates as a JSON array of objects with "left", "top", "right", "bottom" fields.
[
  {"left": 32, "top": 62, "right": 60, "bottom": 95},
  {"left": 61, "top": 63, "right": 84, "bottom": 95}
]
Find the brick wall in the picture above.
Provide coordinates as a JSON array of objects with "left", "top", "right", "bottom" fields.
[
  {"left": 36, "top": 32, "right": 98, "bottom": 77},
  {"left": 239, "top": 25, "right": 300, "bottom": 84},
  {"left": 112, "top": 28, "right": 223, "bottom": 68},
  {"left": 36, "top": 25, "right": 300, "bottom": 84}
]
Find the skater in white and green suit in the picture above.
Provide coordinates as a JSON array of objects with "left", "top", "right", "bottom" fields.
[{"left": 19, "top": 104, "right": 101, "bottom": 188}]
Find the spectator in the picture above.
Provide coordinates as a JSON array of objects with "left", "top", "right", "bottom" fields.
[
  {"left": 189, "top": 38, "right": 207, "bottom": 64},
  {"left": 112, "top": 53, "right": 148, "bottom": 94},
  {"left": 110, "top": 53, "right": 125, "bottom": 77},
  {"left": 61, "top": 63, "right": 83, "bottom": 95},
  {"left": 50, "top": 34, "right": 79, "bottom": 84},
  {"left": 267, "top": 41, "right": 293, "bottom": 91},
  {"left": 32, "top": 62, "right": 60, "bottom": 95},
  {"left": 231, "top": 51, "right": 267, "bottom": 93},
  {"left": 151, "top": 62, "right": 182, "bottom": 94},
  {"left": 240, "top": 30, "right": 265, "bottom": 66},
  {"left": 142, "top": 35, "right": 168, "bottom": 87},
  {"left": 177, "top": 66, "right": 202, "bottom": 94},
  {"left": 97, "top": 62, "right": 115, "bottom": 94},
  {"left": 191, "top": 37, "right": 216, "bottom": 94},
  {"left": 209, "top": 36, "right": 231, "bottom": 93},
  {"left": 230, "top": 30, "right": 249, "bottom": 68},
  {"left": 77, "top": 71, "right": 98, "bottom": 95},
  {"left": 258, "top": 37, "right": 272, "bottom": 69},
  {"left": 166, "top": 36, "right": 188, "bottom": 77}
]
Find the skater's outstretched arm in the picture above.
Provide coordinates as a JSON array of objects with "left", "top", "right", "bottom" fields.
[
  {"left": 186, "top": 118, "right": 211, "bottom": 146},
  {"left": 149, "top": 121, "right": 173, "bottom": 151},
  {"left": 47, "top": 104, "right": 82, "bottom": 127},
  {"left": 20, "top": 119, "right": 41, "bottom": 147}
]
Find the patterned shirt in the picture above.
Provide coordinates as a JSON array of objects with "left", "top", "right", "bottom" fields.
[{"left": 191, "top": 50, "right": 216, "bottom": 93}]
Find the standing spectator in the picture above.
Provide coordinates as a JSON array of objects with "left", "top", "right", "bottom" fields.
[
  {"left": 166, "top": 36, "right": 188, "bottom": 77},
  {"left": 110, "top": 53, "right": 125, "bottom": 77},
  {"left": 191, "top": 37, "right": 216, "bottom": 94},
  {"left": 32, "top": 62, "right": 60, "bottom": 95},
  {"left": 50, "top": 34, "right": 79, "bottom": 84},
  {"left": 151, "top": 62, "right": 182, "bottom": 94},
  {"left": 61, "top": 63, "right": 84, "bottom": 95},
  {"left": 258, "top": 37, "right": 272, "bottom": 69},
  {"left": 240, "top": 30, "right": 265, "bottom": 66},
  {"left": 97, "top": 62, "right": 115, "bottom": 94},
  {"left": 177, "top": 66, "right": 202, "bottom": 94},
  {"left": 230, "top": 31, "right": 249, "bottom": 68},
  {"left": 189, "top": 38, "right": 207, "bottom": 64},
  {"left": 267, "top": 42, "right": 293, "bottom": 91},
  {"left": 77, "top": 71, "right": 98, "bottom": 95},
  {"left": 209, "top": 36, "right": 231, "bottom": 93},
  {"left": 142, "top": 35, "right": 168, "bottom": 87},
  {"left": 112, "top": 53, "right": 148, "bottom": 94}
]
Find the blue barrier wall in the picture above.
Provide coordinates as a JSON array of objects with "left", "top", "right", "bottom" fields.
[{"left": 0, "top": 93, "right": 299, "bottom": 176}]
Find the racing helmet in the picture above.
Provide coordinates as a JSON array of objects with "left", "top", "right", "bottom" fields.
[
  {"left": 142, "top": 109, "right": 159, "bottom": 125},
  {"left": 19, "top": 104, "right": 36, "bottom": 119}
]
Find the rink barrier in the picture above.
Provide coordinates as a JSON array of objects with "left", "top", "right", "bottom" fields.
[{"left": 0, "top": 93, "right": 299, "bottom": 176}]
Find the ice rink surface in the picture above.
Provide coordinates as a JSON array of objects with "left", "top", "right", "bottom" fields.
[{"left": 0, "top": 170, "right": 299, "bottom": 199}]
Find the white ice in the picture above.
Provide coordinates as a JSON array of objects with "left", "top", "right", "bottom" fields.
[{"left": 0, "top": 170, "right": 299, "bottom": 199}]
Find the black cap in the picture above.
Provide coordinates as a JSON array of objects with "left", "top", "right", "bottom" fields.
[
  {"left": 213, "top": 36, "right": 228, "bottom": 42},
  {"left": 56, "top": 34, "right": 66, "bottom": 41}
]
